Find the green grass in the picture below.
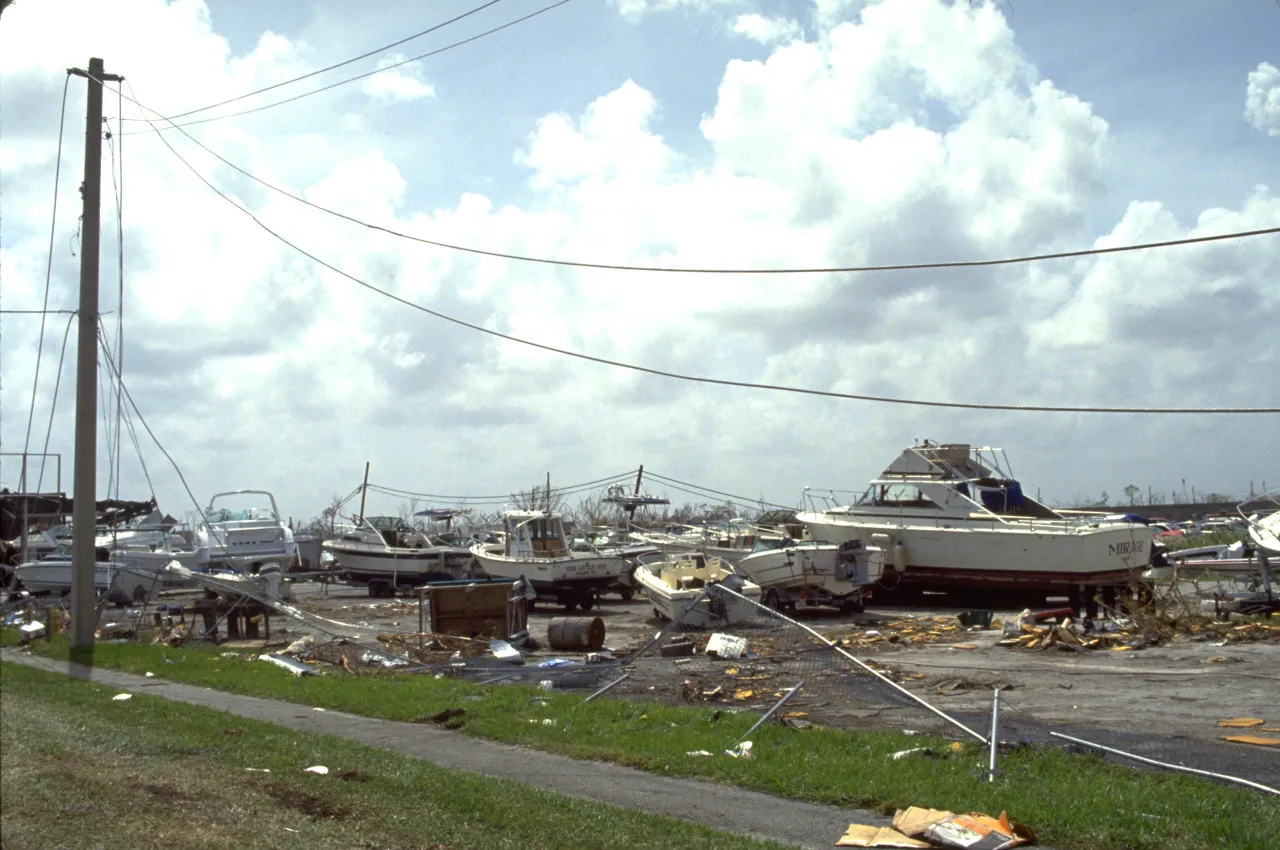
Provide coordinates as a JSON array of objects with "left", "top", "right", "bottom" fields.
[
  {"left": 8, "top": 635, "right": 1278, "bottom": 850},
  {"left": 0, "top": 661, "right": 785, "bottom": 850}
]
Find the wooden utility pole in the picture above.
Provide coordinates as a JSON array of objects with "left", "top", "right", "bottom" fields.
[
  {"left": 357, "top": 462, "right": 370, "bottom": 522},
  {"left": 70, "top": 58, "right": 121, "bottom": 650}
]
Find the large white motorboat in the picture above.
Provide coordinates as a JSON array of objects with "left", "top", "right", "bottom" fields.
[
  {"left": 735, "top": 538, "right": 883, "bottom": 614},
  {"left": 633, "top": 552, "right": 762, "bottom": 627},
  {"left": 470, "top": 510, "right": 627, "bottom": 611},
  {"left": 322, "top": 514, "right": 474, "bottom": 597},
  {"left": 195, "top": 490, "right": 296, "bottom": 571},
  {"left": 796, "top": 442, "right": 1156, "bottom": 599}
]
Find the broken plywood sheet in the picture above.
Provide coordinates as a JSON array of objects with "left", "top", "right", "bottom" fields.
[
  {"left": 1223, "top": 734, "right": 1280, "bottom": 747},
  {"left": 1217, "top": 717, "right": 1266, "bottom": 728}
]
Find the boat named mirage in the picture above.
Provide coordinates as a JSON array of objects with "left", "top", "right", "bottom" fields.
[{"left": 796, "top": 441, "right": 1156, "bottom": 602}]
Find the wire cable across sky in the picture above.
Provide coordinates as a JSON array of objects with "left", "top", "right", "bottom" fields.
[
  {"left": 103, "top": 74, "right": 1279, "bottom": 415},
  {"left": 120, "top": 0, "right": 573, "bottom": 135}
]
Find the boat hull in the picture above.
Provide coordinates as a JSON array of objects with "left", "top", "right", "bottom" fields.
[
  {"left": 323, "top": 542, "right": 472, "bottom": 585},
  {"left": 735, "top": 543, "right": 880, "bottom": 598},
  {"left": 13, "top": 560, "right": 116, "bottom": 594},
  {"left": 470, "top": 544, "right": 625, "bottom": 593},
  {"left": 797, "top": 512, "right": 1154, "bottom": 589}
]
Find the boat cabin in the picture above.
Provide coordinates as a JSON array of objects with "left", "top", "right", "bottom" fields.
[
  {"left": 855, "top": 442, "right": 1061, "bottom": 520},
  {"left": 503, "top": 510, "right": 570, "bottom": 559}
]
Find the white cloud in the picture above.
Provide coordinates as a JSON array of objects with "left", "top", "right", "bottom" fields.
[
  {"left": 1, "top": 0, "right": 1275, "bottom": 524},
  {"left": 360, "top": 54, "right": 435, "bottom": 103},
  {"left": 1245, "top": 61, "right": 1280, "bottom": 136},
  {"left": 614, "top": 0, "right": 743, "bottom": 21},
  {"left": 732, "top": 14, "right": 803, "bottom": 44}
]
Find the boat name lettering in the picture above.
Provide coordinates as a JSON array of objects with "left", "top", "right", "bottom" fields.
[{"left": 1108, "top": 541, "right": 1144, "bottom": 557}]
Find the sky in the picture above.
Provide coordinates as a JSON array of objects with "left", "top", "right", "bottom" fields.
[{"left": 1, "top": 0, "right": 1278, "bottom": 527}]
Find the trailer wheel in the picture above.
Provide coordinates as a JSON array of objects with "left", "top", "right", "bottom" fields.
[
  {"left": 576, "top": 588, "right": 595, "bottom": 611},
  {"left": 763, "top": 589, "right": 781, "bottom": 611},
  {"left": 839, "top": 597, "right": 863, "bottom": 616},
  {"left": 619, "top": 587, "right": 634, "bottom": 601}
]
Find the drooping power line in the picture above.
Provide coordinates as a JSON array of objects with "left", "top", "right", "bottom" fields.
[
  {"left": 131, "top": 98, "right": 1279, "bottom": 415},
  {"left": 119, "top": 81, "right": 1280, "bottom": 273},
  {"left": 120, "top": 0, "right": 573, "bottom": 135}
]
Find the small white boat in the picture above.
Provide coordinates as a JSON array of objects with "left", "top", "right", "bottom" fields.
[
  {"left": 471, "top": 510, "right": 627, "bottom": 611},
  {"left": 13, "top": 551, "right": 118, "bottom": 595},
  {"left": 195, "top": 490, "right": 296, "bottom": 571},
  {"left": 735, "top": 539, "right": 883, "bottom": 613},
  {"left": 322, "top": 515, "right": 474, "bottom": 597},
  {"left": 633, "top": 552, "right": 762, "bottom": 627},
  {"left": 630, "top": 522, "right": 787, "bottom": 565}
]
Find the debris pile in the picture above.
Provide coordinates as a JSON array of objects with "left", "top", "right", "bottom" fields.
[
  {"left": 839, "top": 806, "right": 1034, "bottom": 849},
  {"left": 997, "top": 606, "right": 1280, "bottom": 652},
  {"left": 837, "top": 616, "right": 994, "bottom": 651}
]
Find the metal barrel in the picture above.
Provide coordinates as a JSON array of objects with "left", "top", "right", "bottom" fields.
[{"left": 547, "top": 616, "right": 606, "bottom": 651}]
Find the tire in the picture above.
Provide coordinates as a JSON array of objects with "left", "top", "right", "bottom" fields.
[
  {"left": 576, "top": 588, "right": 595, "bottom": 611},
  {"left": 619, "top": 587, "right": 634, "bottom": 601},
  {"left": 132, "top": 584, "right": 149, "bottom": 605},
  {"left": 763, "top": 589, "right": 781, "bottom": 611}
]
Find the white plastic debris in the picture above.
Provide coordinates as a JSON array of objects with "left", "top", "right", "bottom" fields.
[
  {"left": 244, "top": 768, "right": 271, "bottom": 773},
  {"left": 19, "top": 621, "right": 45, "bottom": 639},
  {"left": 283, "top": 635, "right": 314, "bottom": 655},
  {"left": 259, "top": 654, "right": 313, "bottom": 676},
  {"left": 144, "top": 672, "right": 155, "bottom": 678},
  {"left": 304, "top": 765, "right": 329, "bottom": 775},
  {"left": 891, "top": 747, "right": 932, "bottom": 760},
  {"left": 724, "top": 741, "right": 754, "bottom": 759},
  {"left": 705, "top": 633, "right": 748, "bottom": 660},
  {"left": 359, "top": 651, "right": 409, "bottom": 668},
  {"left": 686, "top": 750, "right": 714, "bottom": 757},
  {"left": 489, "top": 638, "right": 524, "bottom": 664},
  {"left": 112, "top": 693, "right": 132, "bottom": 701}
]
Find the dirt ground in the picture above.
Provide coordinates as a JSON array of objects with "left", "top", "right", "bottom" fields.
[{"left": 148, "top": 579, "right": 1280, "bottom": 786}]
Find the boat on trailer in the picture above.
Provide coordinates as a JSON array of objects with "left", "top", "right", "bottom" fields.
[
  {"left": 470, "top": 510, "right": 627, "bottom": 611},
  {"left": 796, "top": 441, "right": 1156, "bottom": 606}
]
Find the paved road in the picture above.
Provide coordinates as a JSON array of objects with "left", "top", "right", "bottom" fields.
[{"left": 5, "top": 649, "right": 920, "bottom": 850}]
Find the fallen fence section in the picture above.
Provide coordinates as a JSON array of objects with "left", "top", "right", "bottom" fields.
[{"left": 1048, "top": 731, "right": 1279, "bottom": 796}]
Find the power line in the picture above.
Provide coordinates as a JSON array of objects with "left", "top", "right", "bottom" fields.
[
  {"left": 99, "top": 329, "right": 156, "bottom": 499},
  {"left": 107, "top": 76, "right": 1280, "bottom": 415},
  {"left": 35, "top": 313, "right": 76, "bottom": 491},
  {"left": 22, "top": 73, "right": 71, "bottom": 483},
  {"left": 118, "top": 81, "right": 1280, "bottom": 273},
  {"left": 107, "top": 87, "right": 126, "bottom": 501},
  {"left": 120, "top": 0, "right": 573, "bottom": 135},
  {"left": 365, "top": 468, "right": 640, "bottom": 502},
  {"left": 129, "top": 0, "right": 508, "bottom": 124},
  {"left": 645, "top": 471, "right": 790, "bottom": 511},
  {"left": 96, "top": 323, "right": 210, "bottom": 532},
  {"left": 125, "top": 99, "right": 1280, "bottom": 415}
]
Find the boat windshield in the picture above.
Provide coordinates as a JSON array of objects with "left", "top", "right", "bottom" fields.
[{"left": 207, "top": 507, "right": 275, "bottom": 523}]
